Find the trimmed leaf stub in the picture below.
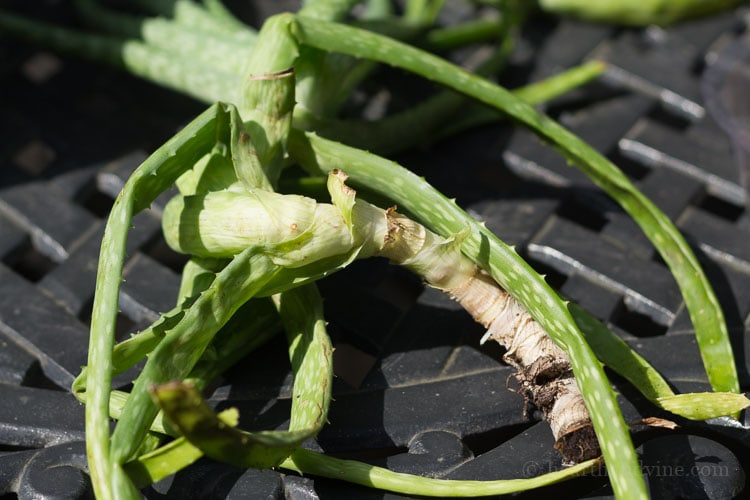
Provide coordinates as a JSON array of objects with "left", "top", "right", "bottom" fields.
[
  {"left": 327, "top": 169, "right": 356, "bottom": 233},
  {"left": 150, "top": 380, "right": 311, "bottom": 469}
]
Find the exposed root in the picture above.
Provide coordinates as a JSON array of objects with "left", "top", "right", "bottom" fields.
[
  {"left": 378, "top": 209, "right": 600, "bottom": 463},
  {"left": 485, "top": 299, "right": 600, "bottom": 463}
]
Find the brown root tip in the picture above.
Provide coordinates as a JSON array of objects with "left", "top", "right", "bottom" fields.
[{"left": 554, "top": 422, "right": 601, "bottom": 463}]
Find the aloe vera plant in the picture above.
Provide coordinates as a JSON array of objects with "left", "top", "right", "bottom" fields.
[
  {"left": 538, "top": 0, "right": 747, "bottom": 26},
  {"left": 2, "top": 1, "right": 748, "bottom": 499}
]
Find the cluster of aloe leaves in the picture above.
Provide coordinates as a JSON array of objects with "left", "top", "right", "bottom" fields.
[{"left": 2, "top": 1, "right": 749, "bottom": 499}]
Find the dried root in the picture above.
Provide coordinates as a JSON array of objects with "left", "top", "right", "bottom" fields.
[
  {"left": 378, "top": 209, "right": 600, "bottom": 464},
  {"left": 485, "top": 300, "right": 600, "bottom": 462}
]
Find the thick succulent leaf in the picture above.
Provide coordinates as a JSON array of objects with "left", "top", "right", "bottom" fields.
[{"left": 151, "top": 381, "right": 311, "bottom": 469}]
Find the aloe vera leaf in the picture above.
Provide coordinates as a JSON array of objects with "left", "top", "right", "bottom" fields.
[
  {"left": 133, "top": 0, "right": 255, "bottom": 41},
  {"left": 294, "top": 30, "right": 514, "bottom": 153},
  {"left": 426, "top": 16, "right": 506, "bottom": 50},
  {"left": 111, "top": 391, "right": 233, "bottom": 487},
  {"left": 303, "top": 58, "right": 605, "bottom": 155},
  {"left": 404, "top": 0, "right": 447, "bottom": 25},
  {"left": 236, "top": 67, "right": 296, "bottom": 189},
  {"left": 151, "top": 381, "right": 315, "bottom": 468},
  {"left": 124, "top": 435, "right": 203, "bottom": 488},
  {"left": 432, "top": 59, "right": 606, "bottom": 141},
  {"left": 73, "top": 293, "right": 280, "bottom": 398},
  {"left": 94, "top": 387, "right": 190, "bottom": 487},
  {"left": 79, "top": 103, "right": 235, "bottom": 500},
  {"left": 149, "top": 381, "right": 601, "bottom": 496},
  {"left": 73, "top": 0, "right": 252, "bottom": 75},
  {"left": 657, "top": 392, "right": 750, "bottom": 420},
  {"left": 109, "top": 249, "right": 280, "bottom": 465},
  {"left": 0, "top": 10, "right": 240, "bottom": 103},
  {"left": 72, "top": 109, "right": 224, "bottom": 499},
  {"left": 573, "top": 304, "right": 749, "bottom": 420},
  {"left": 361, "top": 0, "right": 394, "bottom": 19},
  {"left": 538, "top": 0, "right": 746, "bottom": 26},
  {"left": 291, "top": 14, "right": 739, "bottom": 397},
  {"left": 122, "top": 406, "right": 240, "bottom": 488},
  {"left": 281, "top": 448, "right": 600, "bottom": 496},
  {"left": 300, "top": 0, "right": 363, "bottom": 20},
  {"left": 233, "top": 12, "right": 300, "bottom": 189},
  {"left": 200, "top": 0, "right": 249, "bottom": 32},
  {"left": 119, "top": 41, "right": 239, "bottom": 103},
  {"left": 567, "top": 302, "right": 674, "bottom": 402},
  {"left": 276, "top": 285, "right": 333, "bottom": 433},
  {"left": 287, "top": 129, "right": 646, "bottom": 499}
]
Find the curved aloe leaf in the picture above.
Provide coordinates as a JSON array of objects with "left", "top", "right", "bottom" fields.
[
  {"left": 288, "top": 129, "right": 647, "bottom": 499},
  {"left": 537, "top": 0, "right": 746, "bottom": 26},
  {"left": 150, "top": 382, "right": 602, "bottom": 497},
  {"left": 291, "top": 13, "right": 739, "bottom": 396},
  {"left": 150, "top": 285, "right": 333, "bottom": 469},
  {"left": 282, "top": 448, "right": 600, "bottom": 496},
  {"left": 658, "top": 392, "right": 750, "bottom": 420},
  {"left": 0, "top": 10, "right": 241, "bottom": 102},
  {"left": 276, "top": 285, "right": 334, "bottom": 434},
  {"left": 84, "top": 103, "right": 235, "bottom": 500},
  {"left": 151, "top": 381, "right": 311, "bottom": 469}
]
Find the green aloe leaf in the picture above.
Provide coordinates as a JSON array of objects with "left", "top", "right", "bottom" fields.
[
  {"left": 658, "top": 392, "right": 750, "bottom": 420},
  {"left": 290, "top": 15, "right": 738, "bottom": 399},
  {"left": 281, "top": 448, "right": 601, "bottom": 496},
  {"left": 537, "top": 0, "right": 746, "bottom": 26},
  {"left": 81, "top": 103, "right": 238, "bottom": 500},
  {"left": 276, "top": 284, "right": 334, "bottom": 433},
  {"left": 151, "top": 381, "right": 310, "bottom": 468},
  {"left": 288, "top": 129, "right": 647, "bottom": 499}
]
